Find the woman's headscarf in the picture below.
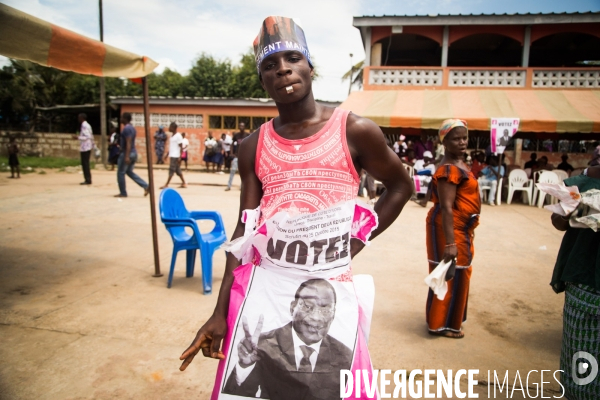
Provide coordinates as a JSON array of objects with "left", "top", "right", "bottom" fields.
[{"left": 438, "top": 119, "right": 468, "bottom": 142}]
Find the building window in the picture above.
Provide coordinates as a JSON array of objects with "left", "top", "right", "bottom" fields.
[
  {"left": 251, "top": 116, "right": 266, "bottom": 130},
  {"left": 208, "top": 115, "right": 271, "bottom": 130},
  {"left": 223, "top": 116, "right": 237, "bottom": 129},
  {"left": 133, "top": 113, "right": 203, "bottom": 128},
  {"left": 209, "top": 115, "right": 222, "bottom": 129}
]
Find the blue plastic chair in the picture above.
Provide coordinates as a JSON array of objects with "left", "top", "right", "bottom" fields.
[{"left": 159, "top": 188, "right": 227, "bottom": 294}]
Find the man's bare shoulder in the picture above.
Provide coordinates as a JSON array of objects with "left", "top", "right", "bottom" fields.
[
  {"left": 238, "top": 128, "right": 261, "bottom": 153},
  {"left": 345, "top": 112, "right": 382, "bottom": 138}
]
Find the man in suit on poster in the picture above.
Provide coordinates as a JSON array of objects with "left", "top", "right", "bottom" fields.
[
  {"left": 498, "top": 129, "right": 511, "bottom": 147},
  {"left": 223, "top": 279, "right": 352, "bottom": 399}
]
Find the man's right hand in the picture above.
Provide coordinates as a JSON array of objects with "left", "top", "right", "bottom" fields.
[
  {"left": 238, "top": 315, "right": 263, "bottom": 368},
  {"left": 179, "top": 313, "right": 227, "bottom": 371}
]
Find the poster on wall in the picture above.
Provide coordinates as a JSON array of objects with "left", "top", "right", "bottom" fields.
[{"left": 490, "top": 117, "right": 520, "bottom": 154}]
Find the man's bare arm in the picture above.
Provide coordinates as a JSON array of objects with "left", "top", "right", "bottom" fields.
[
  {"left": 179, "top": 130, "right": 263, "bottom": 371},
  {"left": 346, "top": 114, "right": 413, "bottom": 254}
]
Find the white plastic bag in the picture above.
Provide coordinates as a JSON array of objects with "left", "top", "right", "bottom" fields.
[{"left": 424, "top": 259, "right": 453, "bottom": 301}]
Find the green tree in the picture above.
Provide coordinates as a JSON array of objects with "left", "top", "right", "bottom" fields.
[
  {"left": 183, "top": 53, "right": 234, "bottom": 97},
  {"left": 147, "top": 68, "right": 185, "bottom": 97},
  {"left": 230, "top": 49, "right": 268, "bottom": 98}
]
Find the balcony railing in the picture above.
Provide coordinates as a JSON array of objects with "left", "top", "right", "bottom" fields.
[{"left": 362, "top": 67, "right": 600, "bottom": 90}]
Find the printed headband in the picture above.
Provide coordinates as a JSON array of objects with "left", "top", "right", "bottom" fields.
[
  {"left": 253, "top": 16, "right": 312, "bottom": 72},
  {"left": 439, "top": 119, "right": 468, "bottom": 142}
]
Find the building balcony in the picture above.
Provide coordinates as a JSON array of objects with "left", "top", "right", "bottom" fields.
[{"left": 364, "top": 66, "right": 600, "bottom": 90}]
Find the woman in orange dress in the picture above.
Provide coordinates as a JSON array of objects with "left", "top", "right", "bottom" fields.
[{"left": 425, "top": 119, "right": 481, "bottom": 338}]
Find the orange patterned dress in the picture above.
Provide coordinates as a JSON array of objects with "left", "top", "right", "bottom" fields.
[{"left": 425, "top": 164, "right": 481, "bottom": 333}]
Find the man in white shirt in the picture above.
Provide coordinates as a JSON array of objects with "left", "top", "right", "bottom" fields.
[
  {"left": 413, "top": 151, "right": 436, "bottom": 176},
  {"left": 223, "top": 279, "right": 352, "bottom": 399},
  {"left": 160, "top": 122, "right": 187, "bottom": 188},
  {"left": 72, "top": 113, "right": 94, "bottom": 185}
]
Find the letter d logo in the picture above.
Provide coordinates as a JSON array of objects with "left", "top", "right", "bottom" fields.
[{"left": 572, "top": 351, "right": 598, "bottom": 386}]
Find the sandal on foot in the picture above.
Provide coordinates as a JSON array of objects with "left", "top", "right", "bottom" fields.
[{"left": 428, "top": 330, "right": 464, "bottom": 339}]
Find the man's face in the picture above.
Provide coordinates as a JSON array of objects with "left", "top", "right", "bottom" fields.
[
  {"left": 169, "top": 124, "right": 176, "bottom": 134},
  {"left": 120, "top": 116, "right": 127, "bottom": 125},
  {"left": 259, "top": 51, "right": 313, "bottom": 103},
  {"left": 290, "top": 284, "right": 335, "bottom": 345},
  {"left": 239, "top": 122, "right": 245, "bottom": 132},
  {"left": 78, "top": 115, "right": 84, "bottom": 124},
  {"left": 503, "top": 130, "right": 509, "bottom": 138}
]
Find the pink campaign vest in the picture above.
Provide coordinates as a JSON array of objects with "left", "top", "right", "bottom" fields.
[
  {"left": 212, "top": 108, "right": 379, "bottom": 400},
  {"left": 255, "top": 108, "right": 360, "bottom": 223}
]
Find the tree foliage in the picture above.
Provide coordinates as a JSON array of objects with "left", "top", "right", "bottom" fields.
[{"left": 0, "top": 48, "right": 321, "bottom": 130}]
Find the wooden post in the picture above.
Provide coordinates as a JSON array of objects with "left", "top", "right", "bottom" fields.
[
  {"left": 143, "top": 76, "right": 162, "bottom": 277},
  {"left": 98, "top": 0, "right": 107, "bottom": 167}
]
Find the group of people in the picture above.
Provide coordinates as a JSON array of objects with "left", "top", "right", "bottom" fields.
[{"left": 151, "top": 122, "right": 250, "bottom": 191}]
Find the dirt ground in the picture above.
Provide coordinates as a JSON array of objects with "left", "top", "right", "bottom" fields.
[{"left": 0, "top": 166, "right": 567, "bottom": 399}]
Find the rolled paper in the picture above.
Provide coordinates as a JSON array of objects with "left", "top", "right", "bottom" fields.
[{"left": 286, "top": 85, "right": 294, "bottom": 94}]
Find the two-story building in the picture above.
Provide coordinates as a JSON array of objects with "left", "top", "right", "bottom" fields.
[{"left": 340, "top": 12, "right": 600, "bottom": 168}]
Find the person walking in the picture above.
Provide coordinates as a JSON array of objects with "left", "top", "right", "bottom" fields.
[
  {"left": 160, "top": 122, "right": 187, "bottom": 188},
  {"left": 178, "top": 16, "right": 413, "bottom": 399},
  {"left": 7, "top": 136, "right": 20, "bottom": 179},
  {"left": 426, "top": 119, "right": 481, "bottom": 339},
  {"left": 225, "top": 123, "right": 249, "bottom": 190},
  {"left": 114, "top": 113, "right": 149, "bottom": 198},
  {"left": 550, "top": 165, "right": 600, "bottom": 400},
  {"left": 73, "top": 113, "right": 93, "bottom": 185},
  {"left": 154, "top": 125, "right": 167, "bottom": 164}
]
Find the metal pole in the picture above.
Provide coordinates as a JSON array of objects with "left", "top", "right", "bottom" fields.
[
  {"left": 99, "top": 0, "right": 107, "bottom": 167},
  {"left": 143, "top": 76, "right": 162, "bottom": 277}
]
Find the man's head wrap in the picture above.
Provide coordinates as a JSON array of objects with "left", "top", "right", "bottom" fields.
[
  {"left": 253, "top": 16, "right": 312, "bottom": 72},
  {"left": 439, "top": 119, "right": 468, "bottom": 142}
]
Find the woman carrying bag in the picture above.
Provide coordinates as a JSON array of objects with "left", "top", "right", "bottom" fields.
[{"left": 425, "top": 119, "right": 481, "bottom": 339}]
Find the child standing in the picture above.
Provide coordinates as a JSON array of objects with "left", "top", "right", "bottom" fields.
[{"left": 7, "top": 137, "right": 20, "bottom": 179}]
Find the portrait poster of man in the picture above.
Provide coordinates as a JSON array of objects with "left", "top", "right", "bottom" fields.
[
  {"left": 490, "top": 117, "right": 520, "bottom": 154},
  {"left": 218, "top": 267, "right": 358, "bottom": 400}
]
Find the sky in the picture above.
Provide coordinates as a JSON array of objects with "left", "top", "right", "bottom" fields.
[{"left": 1, "top": 0, "right": 599, "bottom": 101}]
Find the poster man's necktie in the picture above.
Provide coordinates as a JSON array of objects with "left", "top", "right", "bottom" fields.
[{"left": 298, "top": 345, "right": 314, "bottom": 372}]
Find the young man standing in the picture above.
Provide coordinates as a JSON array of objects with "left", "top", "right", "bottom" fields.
[
  {"left": 114, "top": 112, "right": 149, "bottom": 198},
  {"left": 179, "top": 16, "right": 412, "bottom": 399},
  {"left": 73, "top": 113, "right": 93, "bottom": 185},
  {"left": 161, "top": 122, "right": 187, "bottom": 189}
]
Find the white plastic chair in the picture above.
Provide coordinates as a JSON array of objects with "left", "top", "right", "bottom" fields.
[
  {"left": 536, "top": 171, "right": 560, "bottom": 208},
  {"left": 506, "top": 169, "right": 533, "bottom": 205},
  {"left": 553, "top": 169, "right": 569, "bottom": 182},
  {"left": 570, "top": 168, "right": 585, "bottom": 177},
  {"left": 403, "top": 164, "right": 414, "bottom": 178},
  {"left": 480, "top": 177, "right": 503, "bottom": 205}
]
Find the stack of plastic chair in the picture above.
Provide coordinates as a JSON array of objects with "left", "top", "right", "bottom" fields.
[
  {"left": 553, "top": 169, "right": 569, "bottom": 183},
  {"left": 536, "top": 171, "right": 560, "bottom": 208},
  {"left": 506, "top": 169, "right": 533, "bottom": 205},
  {"left": 159, "top": 188, "right": 227, "bottom": 294}
]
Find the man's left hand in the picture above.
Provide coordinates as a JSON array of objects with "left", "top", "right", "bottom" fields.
[{"left": 125, "top": 156, "right": 131, "bottom": 165}]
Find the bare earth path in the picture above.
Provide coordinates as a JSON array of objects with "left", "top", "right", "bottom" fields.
[{"left": 0, "top": 168, "right": 565, "bottom": 399}]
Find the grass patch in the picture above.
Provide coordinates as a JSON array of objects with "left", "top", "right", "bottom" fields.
[{"left": 0, "top": 156, "right": 93, "bottom": 169}]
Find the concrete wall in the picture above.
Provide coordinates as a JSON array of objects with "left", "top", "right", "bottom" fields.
[{"left": 0, "top": 131, "right": 82, "bottom": 158}]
